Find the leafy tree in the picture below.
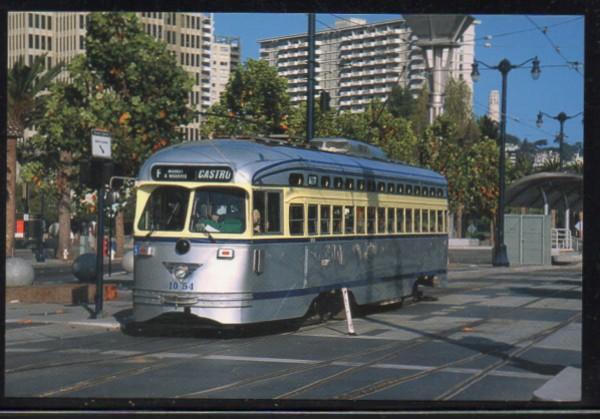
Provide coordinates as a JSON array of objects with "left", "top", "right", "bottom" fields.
[
  {"left": 410, "top": 85, "right": 430, "bottom": 165},
  {"left": 201, "top": 59, "right": 290, "bottom": 138},
  {"left": 30, "top": 12, "right": 194, "bottom": 258},
  {"left": 6, "top": 55, "right": 62, "bottom": 256},
  {"left": 387, "top": 84, "right": 415, "bottom": 119}
]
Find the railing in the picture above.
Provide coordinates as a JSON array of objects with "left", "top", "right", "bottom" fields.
[
  {"left": 551, "top": 228, "right": 573, "bottom": 251},
  {"left": 573, "top": 236, "right": 583, "bottom": 253}
]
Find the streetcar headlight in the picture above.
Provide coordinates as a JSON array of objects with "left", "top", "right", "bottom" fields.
[
  {"left": 173, "top": 265, "right": 189, "bottom": 280},
  {"left": 162, "top": 262, "right": 202, "bottom": 281}
]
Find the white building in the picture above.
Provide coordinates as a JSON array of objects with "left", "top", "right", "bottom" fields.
[
  {"left": 8, "top": 12, "right": 237, "bottom": 141},
  {"left": 210, "top": 35, "right": 241, "bottom": 105},
  {"left": 259, "top": 17, "right": 475, "bottom": 113}
]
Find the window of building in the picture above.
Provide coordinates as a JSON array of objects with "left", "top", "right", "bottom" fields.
[
  {"left": 79, "top": 14, "right": 84, "bottom": 29},
  {"left": 48, "top": 56, "right": 52, "bottom": 68},
  {"left": 320, "top": 205, "right": 331, "bottom": 235},
  {"left": 377, "top": 207, "right": 386, "bottom": 233},
  {"left": 28, "top": 13, "right": 33, "bottom": 28},
  {"left": 28, "top": 34, "right": 33, "bottom": 48},
  {"left": 35, "top": 14, "right": 39, "bottom": 28},
  {"left": 34, "top": 35, "right": 39, "bottom": 49},
  {"left": 332, "top": 206, "right": 343, "bottom": 234},
  {"left": 344, "top": 206, "right": 354, "bottom": 234},
  {"left": 41, "top": 14, "right": 46, "bottom": 29},
  {"left": 48, "top": 37, "right": 52, "bottom": 51},
  {"left": 79, "top": 36, "right": 84, "bottom": 50}
]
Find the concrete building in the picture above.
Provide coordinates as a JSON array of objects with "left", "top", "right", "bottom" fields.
[
  {"left": 210, "top": 35, "right": 241, "bottom": 105},
  {"left": 8, "top": 12, "right": 235, "bottom": 141},
  {"left": 259, "top": 17, "right": 475, "bottom": 113},
  {"left": 488, "top": 90, "right": 500, "bottom": 123}
]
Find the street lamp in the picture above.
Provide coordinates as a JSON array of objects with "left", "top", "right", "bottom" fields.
[
  {"left": 536, "top": 111, "right": 582, "bottom": 171},
  {"left": 471, "top": 56, "right": 541, "bottom": 267}
]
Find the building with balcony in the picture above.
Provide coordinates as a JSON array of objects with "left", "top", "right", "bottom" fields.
[
  {"left": 210, "top": 35, "right": 241, "bottom": 105},
  {"left": 8, "top": 12, "right": 236, "bottom": 141},
  {"left": 259, "top": 17, "right": 475, "bottom": 113}
]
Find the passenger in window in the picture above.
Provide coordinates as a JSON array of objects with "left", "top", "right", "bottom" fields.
[{"left": 253, "top": 209, "right": 262, "bottom": 233}]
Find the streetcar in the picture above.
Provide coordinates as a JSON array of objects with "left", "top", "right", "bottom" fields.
[{"left": 132, "top": 137, "right": 449, "bottom": 325}]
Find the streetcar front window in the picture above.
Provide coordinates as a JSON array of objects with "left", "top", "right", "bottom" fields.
[
  {"left": 190, "top": 188, "right": 246, "bottom": 234},
  {"left": 138, "top": 186, "right": 190, "bottom": 232}
]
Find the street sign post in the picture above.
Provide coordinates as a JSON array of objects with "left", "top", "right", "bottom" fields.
[{"left": 91, "top": 129, "right": 112, "bottom": 318}]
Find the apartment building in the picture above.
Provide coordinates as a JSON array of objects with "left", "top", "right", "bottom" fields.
[
  {"left": 259, "top": 17, "right": 475, "bottom": 113},
  {"left": 210, "top": 35, "right": 241, "bottom": 105},
  {"left": 8, "top": 11, "right": 234, "bottom": 141}
]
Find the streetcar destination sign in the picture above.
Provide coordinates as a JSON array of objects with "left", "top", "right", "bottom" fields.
[{"left": 151, "top": 166, "right": 233, "bottom": 182}]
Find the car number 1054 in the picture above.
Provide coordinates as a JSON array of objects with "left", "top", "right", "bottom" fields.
[{"left": 168, "top": 281, "right": 194, "bottom": 291}]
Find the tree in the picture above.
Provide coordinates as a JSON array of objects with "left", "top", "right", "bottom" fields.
[
  {"left": 410, "top": 85, "right": 430, "bottom": 165},
  {"left": 6, "top": 55, "right": 62, "bottom": 257},
  {"left": 201, "top": 59, "right": 290, "bottom": 138},
  {"left": 387, "top": 84, "right": 415, "bottom": 119},
  {"left": 31, "top": 12, "right": 194, "bottom": 259}
]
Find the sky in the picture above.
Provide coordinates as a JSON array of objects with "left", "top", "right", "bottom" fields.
[{"left": 213, "top": 13, "right": 585, "bottom": 146}]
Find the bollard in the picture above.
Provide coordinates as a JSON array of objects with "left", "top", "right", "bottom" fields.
[{"left": 341, "top": 287, "right": 356, "bottom": 336}]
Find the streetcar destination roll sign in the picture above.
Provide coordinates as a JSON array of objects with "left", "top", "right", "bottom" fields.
[{"left": 151, "top": 166, "right": 233, "bottom": 182}]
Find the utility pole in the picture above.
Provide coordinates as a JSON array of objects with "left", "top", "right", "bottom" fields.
[{"left": 306, "top": 13, "right": 316, "bottom": 144}]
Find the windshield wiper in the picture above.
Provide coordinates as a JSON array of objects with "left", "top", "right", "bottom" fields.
[{"left": 198, "top": 225, "right": 216, "bottom": 243}]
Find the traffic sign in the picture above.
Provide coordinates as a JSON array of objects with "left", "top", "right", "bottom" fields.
[{"left": 91, "top": 129, "right": 112, "bottom": 159}]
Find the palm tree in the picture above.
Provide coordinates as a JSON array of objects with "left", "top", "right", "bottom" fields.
[{"left": 7, "top": 55, "right": 62, "bottom": 257}]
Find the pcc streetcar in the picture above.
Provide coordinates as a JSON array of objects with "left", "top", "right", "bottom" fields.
[{"left": 133, "top": 137, "right": 448, "bottom": 325}]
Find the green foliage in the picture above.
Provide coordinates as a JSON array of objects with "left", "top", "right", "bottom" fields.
[
  {"left": 387, "top": 85, "right": 415, "bottom": 119},
  {"left": 31, "top": 12, "right": 194, "bottom": 217},
  {"left": 424, "top": 115, "right": 499, "bottom": 220},
  {"left": 202, "top": 59, "right": 290, "bottom": 138}
]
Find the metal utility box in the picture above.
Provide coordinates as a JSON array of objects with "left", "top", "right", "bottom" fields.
[{"left": 505, "top": 214, "right": 552, "bottom": 265}]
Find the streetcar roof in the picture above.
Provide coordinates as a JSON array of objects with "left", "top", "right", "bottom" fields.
[{"left": 137, "top": 139, "right": 447, "bottom": 186}]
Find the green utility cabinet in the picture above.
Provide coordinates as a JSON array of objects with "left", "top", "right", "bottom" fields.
[{"left": 504, "top": 214, "right": 552, "bottom": 265}]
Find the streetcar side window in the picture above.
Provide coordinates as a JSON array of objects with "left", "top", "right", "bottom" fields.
[
  {"left": 190, "top": 187, "right": 246, "bottom": 234},
  {"left": 406, "top": 208, "right": 413, "bottom": 233},
  {"left": 334, "top": 177, "right": 344, "bottom": 189},
  {"left": 289, "top": 204, "right": 304, "bottom": 235},
  {"left": 320, "top": 205, "right": 331, "bottom": 235},
  {"left": 332, "top": 206, "right": 343, "bottom": 234},
  {"left": 423, "top": 209, "right": 430, "bottom": 232},
  {"left": 367, "top": 207, "right": 376, "bottom": 234},
  {"left": 377, "top": 207, "right": 386, "bottom": 233},
  {"left": 345, "top": 178, "right": 354, "bottom": 190},
  {"left": 138, "top": 186, "right": 189, "bottom": 232},
  {"left": 438, "top": 210, "right": 444, "bottom": 233},
  {"left": 321, "top": 176, "right": 331, "bottom": 188},
  {"left": 344, "top": 206, "right": 354, "bottom": 234},
  {"left": 356, "top": 206, "right": 365, "bottom": 234},
  {"left": 387, "top": 208, "right": 395, "bottom": 233},
  {"left": 357, "top": 180, "right": 365, "bottom": 191},
  {"left": 308, "top": 204, "right": 318, "bottom": 235},
  {"left": 397, "top": 208, "right": 404, "bottom": 233},
  {"left": 289, "top": 173, "right": 303, "bottom": 186},
  {"left": 253, "top": 191, "right": 282, "bottom": 234},
  {"left": 415, "top": 208, "right": 421, "bottom": 232}
]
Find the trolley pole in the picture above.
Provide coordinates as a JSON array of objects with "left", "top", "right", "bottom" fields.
[{"left": 306, "top": 13, "right": 316, "bottom": 144}]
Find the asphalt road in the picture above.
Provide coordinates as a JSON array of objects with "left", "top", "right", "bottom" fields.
[{"left": 5, "top": 264, "right": 582, "bottom": 402}]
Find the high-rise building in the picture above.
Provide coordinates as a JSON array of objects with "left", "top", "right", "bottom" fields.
[
  {"left": 488, "top": 90, "right": 500, "bottom": 123},
  {"left": 259, "top": 17, "right": 475, "bottom": 113},
  {"left": 210, "top": 35, "right": 241, "bottom": 105},
  {"left": 8, "top": 12, "right": 235, "bottom": 141}
]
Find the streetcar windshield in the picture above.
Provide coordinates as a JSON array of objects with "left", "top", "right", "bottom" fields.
[
  {"left": 138, "top": 186, "right": 190, "bottom": 232},
  {"left": 190, "top": 188, "right": 246, "bottom": 234}
]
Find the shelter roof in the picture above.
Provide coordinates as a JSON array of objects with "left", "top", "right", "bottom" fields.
[{"left": 506, "top": 172, "right": 582, "bottom": 212}]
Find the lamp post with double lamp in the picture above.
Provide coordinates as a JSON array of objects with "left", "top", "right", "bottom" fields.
[
  {"left": 471, "top": 56, "right": 541, "bottom": 267},
  {"left": 536, "top": 111, "right": 582, "bottom": 171}
]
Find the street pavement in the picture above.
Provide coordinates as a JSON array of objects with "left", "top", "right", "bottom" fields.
[{"left": 4, "top": 263, "right": 582, "bottom": 402}]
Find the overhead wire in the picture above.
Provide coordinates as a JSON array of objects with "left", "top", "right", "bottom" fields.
[{"left": 524, "top": 15, "right": 583, "bottom": 76}]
